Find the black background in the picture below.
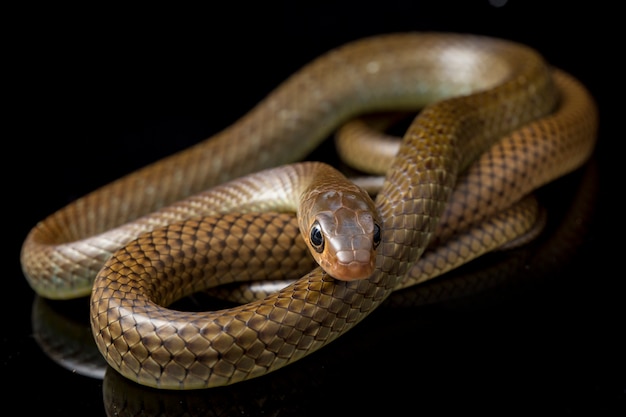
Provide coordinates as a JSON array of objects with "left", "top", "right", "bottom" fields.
[{"left": 5, "top": 1, "right": 623, "bottom": 416}]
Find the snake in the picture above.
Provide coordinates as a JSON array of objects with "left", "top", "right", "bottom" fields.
[{"left": 20, "top": 32, "right": 598, "bottom": 389}]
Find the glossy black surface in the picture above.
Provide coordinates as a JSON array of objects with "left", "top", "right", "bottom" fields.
[{"left": 6, "top": 2, "right": 623, "bottom": 416}]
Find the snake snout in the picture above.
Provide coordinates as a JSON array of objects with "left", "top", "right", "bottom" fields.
[
  {"left": 323, "top": 238, "right": 377, "bottom": 281},
  {"left": 329, "top": 258, "right": 377, "bottom": 281}
]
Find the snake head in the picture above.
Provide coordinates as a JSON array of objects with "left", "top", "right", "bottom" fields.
[{"left": 302, "top": 189, "right": 381, "bottom": 281}]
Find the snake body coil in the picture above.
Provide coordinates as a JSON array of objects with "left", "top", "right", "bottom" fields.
[{"left": 20, "top": 33, "right": 597, "bottom": 389}]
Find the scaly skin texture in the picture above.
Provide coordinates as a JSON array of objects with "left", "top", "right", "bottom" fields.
[{"left": 20, "top": 33, "right": 597, "bottom": 389}]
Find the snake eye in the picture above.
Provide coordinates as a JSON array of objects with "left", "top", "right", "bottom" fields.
[
  {"left": 309, "top": 221, "right": 324, "bottom": 253},
  {"left": 373, "top": 223, "right": 381, "bottom": 248}
]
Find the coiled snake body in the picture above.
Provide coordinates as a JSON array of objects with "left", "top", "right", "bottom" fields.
[{"left": 20, "top": 33, "right": 597, "bottom": 389}]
